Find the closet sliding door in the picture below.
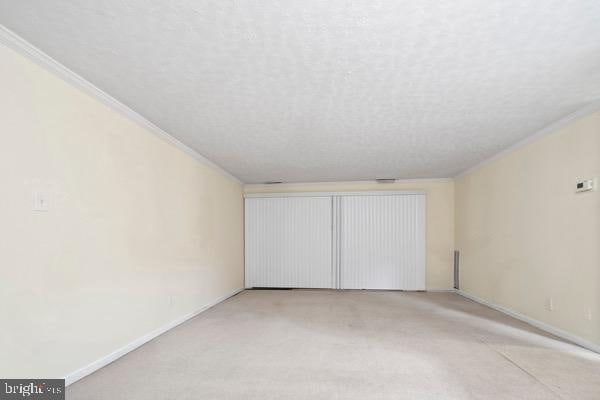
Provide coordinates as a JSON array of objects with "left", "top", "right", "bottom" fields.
[
  {"left": 245, "top": 196, "right": 333, "bottom": 288},
  {"left": 338, "top": 194, "right": 426, "bottom": 290}
]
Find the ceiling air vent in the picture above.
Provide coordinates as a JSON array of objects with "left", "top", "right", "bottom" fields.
[
  {"left": 375, "top": 178, "right": 396, "bottom": 184},
  {"left": 263, "top": 181, "right": 283, "bottom": 184}
]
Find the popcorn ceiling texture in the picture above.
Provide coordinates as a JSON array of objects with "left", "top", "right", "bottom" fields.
[{"left": 0, "top": 0, "right": 599, "bottom": 183}]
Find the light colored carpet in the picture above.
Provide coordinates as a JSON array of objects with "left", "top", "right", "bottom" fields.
[{"left": 67, "top": 290, "right": 600, "bottom": 399}]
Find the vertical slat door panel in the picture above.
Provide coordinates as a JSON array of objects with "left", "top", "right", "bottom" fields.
[
  {"left": 339, "top": 194, "right": 426, "bottom": 290},
  {"left": 245, "top": 197, "right": 333, "bottom": 288}
]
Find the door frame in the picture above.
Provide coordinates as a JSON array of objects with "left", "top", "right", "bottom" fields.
[{"left": 244, "top": 190, "right": 425, "bottom": 198}]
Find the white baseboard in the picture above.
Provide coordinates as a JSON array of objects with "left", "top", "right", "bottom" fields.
[
  {"left": 456, "top": 290, "right": 600, "bottom": 354},
  {"left": 64, "top": 287, "right": 245, "bottom": 386},
  {"left": 426, "top": 288, "right": 457, "bottom": 293}
]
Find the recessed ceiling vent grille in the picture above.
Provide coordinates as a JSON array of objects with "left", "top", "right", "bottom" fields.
[
  {"left": 375, "top": 178, "right": 396, "bottom": 184},
  {"left": 263, "top": 181, "right": 283, "bottom": 184}
]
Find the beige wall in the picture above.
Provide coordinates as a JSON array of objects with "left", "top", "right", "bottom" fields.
[
  {"left": 455, "top": 111, "right": 600, "bottom": 345},
  {"left": 245, "top": 180, "right": 455, "bottom": 290},
  {"left": 0, "top": 43, "right": 244, "bottom": 378}
]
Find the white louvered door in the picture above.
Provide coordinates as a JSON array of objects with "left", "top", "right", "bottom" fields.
[
  {"left": 244, "top": 196, "right": 333, "bottom": 288},
  {"left": 338, "top": 194, "right": 426, "bottom": 290}
]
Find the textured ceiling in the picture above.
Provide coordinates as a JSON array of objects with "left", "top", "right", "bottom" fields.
[{"left": 1, "top": 1, "right": 599, "bottom": 183}]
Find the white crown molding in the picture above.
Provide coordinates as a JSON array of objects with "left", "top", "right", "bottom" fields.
[
  {"left": 456, "top": 290, "right": 600, "bottom": 354},
  {"left": 0, "top": 24, "right": 242, "bottom": 184},
  {"left": 244, "top": 178, "right": 453, "bottom": 190},
  {"left": 5, "top": 21, "right": 598, "bottom": 186},
  {"left": 64, "top": 287, "right": 244, "bottom": 386},
  {"left": 455, "top": 100, "right": 600, "bottom": 179}
]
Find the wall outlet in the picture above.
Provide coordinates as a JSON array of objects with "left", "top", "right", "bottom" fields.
[
  {"left": 169, "top": 295, "right": 175, "bottom": 307},
  {"left": 545, "top": 297, "right": 554, "bottom": 312},
  {"left": 587, "top": 308, "right": 593, "bottom": 321}
]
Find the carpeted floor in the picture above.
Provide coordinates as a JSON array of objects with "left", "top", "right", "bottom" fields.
[{"left": 67, "top": 290, "right": 600, "bottom": 399}]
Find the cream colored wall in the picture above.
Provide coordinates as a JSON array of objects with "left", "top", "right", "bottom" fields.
[
  {"left": 244, "top": 180, "right": 455, "bottom": 290},
  {"left": 455, "top": 111, "right": 600, "bottom": 345},
  {"left": 0, "top": 43, "right": 244, "bottom": 378}
]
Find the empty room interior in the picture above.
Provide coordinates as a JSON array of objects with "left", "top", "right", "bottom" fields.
[{"left": 1, "top": 1, "right": 600, "bottom": 399}]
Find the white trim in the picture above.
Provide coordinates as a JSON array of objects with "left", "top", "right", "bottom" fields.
[
  {"left": 244, "top": 190, "right": 426, "bottom": 198},
  {"left": 64, "top": 287, "right": 244, "bottom": 386},
  {"left": 4, "top": 22, "right": 599, "bottom": 186},
  {"left": 244, "top": 178, "right": 453, "bottom": 189},
  {"left": 0, "top": 24, "right": 242, "bottom": 184},
  {"left": 455, "top": 100, "right": 600, "bottom": 178},
  {"left": 426, "top": 289, "right": 457, "bottom": 293},
  {"left": 456, "top": 290, "right": 600, "bottom": 354}
]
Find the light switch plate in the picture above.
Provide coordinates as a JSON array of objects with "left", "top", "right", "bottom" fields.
[{"left": 33, "top": 192, "right": 49, "bottom": 211}]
